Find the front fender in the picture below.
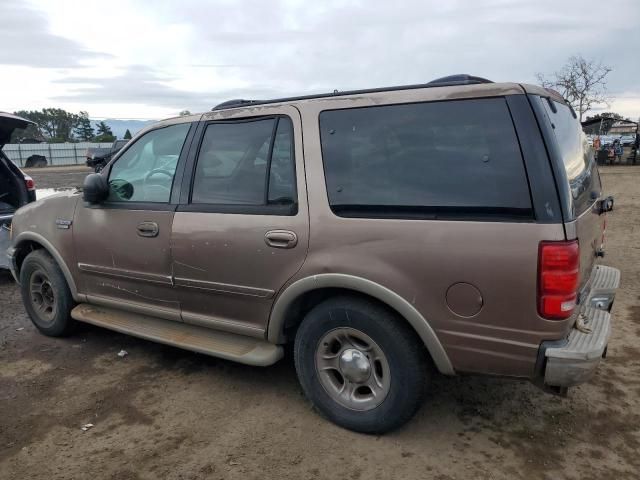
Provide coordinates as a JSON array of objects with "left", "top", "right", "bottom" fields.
[
  {"left": 12, "top": 231, "right": 84, "bottom": 302},
  {"left": 10, "top": 192, "right": 84, "bottom": 302}
]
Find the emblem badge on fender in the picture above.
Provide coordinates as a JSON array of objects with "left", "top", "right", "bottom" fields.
[{"left": 55, "top": 219, "right": 72, "bottom": 229}]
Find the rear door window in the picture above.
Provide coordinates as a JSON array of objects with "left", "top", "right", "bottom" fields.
[
  {"left": 319, "top": 98, "right": 532, "bottom": 220},
  {"left": 190, "top": 117, "right": 297, "bottom": 212},
  {"left": 541, "top": 99, "right": 601, "bottom": 217}
]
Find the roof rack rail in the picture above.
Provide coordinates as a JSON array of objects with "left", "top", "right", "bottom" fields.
[
  {"left": 426, "top": 74, "right": 493, "bottom": 87},
  {"left": 210, "top": 74, "right": 493, "bottom": 111},
  {"left": 212, "top": 99, "right": 263, "bottom": 111}
]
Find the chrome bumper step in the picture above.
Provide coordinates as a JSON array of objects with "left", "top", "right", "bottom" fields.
[
  {"left": 544, "top": 307, "right": 611, "bottom": 387},
  {"left": 586, "top": 265, "right": 620, "bottom": 311},
  {"left": 546, "top": 308, "right": 610, "bottom": 362},
  {"left": 543, "top": 265, "right": 620, "bottom": 388},
  {"left": 71, "top": 304, "right": 283, "bottom": 366}
]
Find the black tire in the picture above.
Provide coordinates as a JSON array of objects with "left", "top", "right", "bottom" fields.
[
  {"left": 19, "top": 250, "right": 76, "bottom": 336},
  {"left": 294, "top": 296, "right": 429, "bottom": 434}
]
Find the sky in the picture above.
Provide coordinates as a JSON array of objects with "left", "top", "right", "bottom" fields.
[{"left": 1, "top": 0, "right": 639, "bottom": 120}]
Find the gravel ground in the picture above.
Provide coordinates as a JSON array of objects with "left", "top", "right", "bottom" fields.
[
  {"left": 1, "top": 166, "right": 639, "bottom": 480},
  {"left": 24, "top": 165, "right": 91, "bottom": 191}
]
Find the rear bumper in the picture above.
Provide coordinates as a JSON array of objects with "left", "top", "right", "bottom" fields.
[{"left": 542, "top": 265, "right": 620, "bottom": 388}]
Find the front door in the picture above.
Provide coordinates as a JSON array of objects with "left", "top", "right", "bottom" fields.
[
  {"left": 73, "top": 121, "right": 194, "bottom": 320},
  {"left": 171, "top": 106, "right": 308, "bottom": 337}
]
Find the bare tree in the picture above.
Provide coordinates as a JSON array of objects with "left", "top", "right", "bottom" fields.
[{"left": 536, "top": 55, "right": 612, "bottom": 121}]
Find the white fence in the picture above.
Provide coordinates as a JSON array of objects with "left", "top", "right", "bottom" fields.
[{"left": 3, "top": 142, "right": 113, "bottom": 167}]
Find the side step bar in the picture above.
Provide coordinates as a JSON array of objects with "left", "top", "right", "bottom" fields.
[{"left": 71, "top": 304, "right": 283, "bottom": 366}]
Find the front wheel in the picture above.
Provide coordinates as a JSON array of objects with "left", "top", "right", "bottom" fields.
[
  {"left": 294, "top": 296, "right": 430, "bottom": 434},
  {"left": 19, "top": 250, "right": 76, "bottom": 336}
]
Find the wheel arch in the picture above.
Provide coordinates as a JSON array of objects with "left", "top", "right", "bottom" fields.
[
  {"left": 268, "top": 273, "right": 455, "bottom": 375},
  {"left": 13, "top": 232, "right": 82, "bottom": 302}
]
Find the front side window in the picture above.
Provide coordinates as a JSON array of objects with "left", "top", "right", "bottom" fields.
[
  {"left": 191, "top": 117, "right": 296, "bottom": 210},
  {"left": 319, "top": 98, "right": 532, "bottom": 220},
  {"left": 108, "top": 123, "right": 191, "bottom": 203}
]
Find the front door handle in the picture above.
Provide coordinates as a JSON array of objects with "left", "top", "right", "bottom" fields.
[
  {"left": 265, "top": 230, "right": 298, "bottom": 249},
  {"left": 137, "top": 221, "right": 159, "bottom": 238}
]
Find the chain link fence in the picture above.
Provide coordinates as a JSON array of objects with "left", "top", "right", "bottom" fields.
[{"left": 3, "top": 142, "right": 113, "bottom": 167}]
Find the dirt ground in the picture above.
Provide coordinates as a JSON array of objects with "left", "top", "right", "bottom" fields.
[
  {"left": 1, "top": 166, "right": 639, "bottom": 480},
  {"left": 23, "top": 165, "right": 91, "bottom": 190}
]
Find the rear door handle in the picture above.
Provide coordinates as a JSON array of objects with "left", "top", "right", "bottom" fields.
[
  {"left": 137, "top": 221, "right": 159, "bottom": 238},
  {"left": 265, "top": 230, "right": 298, "bottom": 249}
]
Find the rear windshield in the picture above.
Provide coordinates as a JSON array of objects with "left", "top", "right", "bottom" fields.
[
  {"left": 542, "top": 99, "right": 601, "bottom": 217},
  {"left": 319, "top": 98, "right": 532, "bottom": 220}
]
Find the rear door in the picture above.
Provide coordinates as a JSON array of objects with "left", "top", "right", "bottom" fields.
[
  {"left": 171, "top": 105, "right": 308, "bottom": 337},
  {"left": 536, "top": 97, "right": 604, "bottom": 289}
]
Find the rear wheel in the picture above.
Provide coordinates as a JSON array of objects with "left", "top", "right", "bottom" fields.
[
  {"left": 294, "top": 296, "right": 429, "bottom": 433},
  {"left": 19, "top": 250, "right": 76, "bottom": 336}
]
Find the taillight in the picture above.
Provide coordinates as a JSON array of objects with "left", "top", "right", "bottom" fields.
[
  {"left": 538, "top": 240, "right": 579, "bottom": 320},
  {"left": 24, "top": 176, "right": 35, "bottom": 191}
]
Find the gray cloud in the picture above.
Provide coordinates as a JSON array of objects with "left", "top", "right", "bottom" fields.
[
  {"left": 52, "top": 65, "right": 284, "bottom": 111},
  {"left": 7, "top": 0, "right": 640, "bottom": 114},
  {"left": 156, "top": 0, "right": 639, "bottom": 95},
  {"left": 0, "top": 3, "right": 111, "bottom": 68}
]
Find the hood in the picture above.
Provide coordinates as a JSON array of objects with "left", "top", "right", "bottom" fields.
[{"left": 0, "top": 112, "right": 34, "bottom": 148}]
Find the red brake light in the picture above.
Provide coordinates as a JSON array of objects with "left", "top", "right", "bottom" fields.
[
  {"left": 538, "top": 240, "right": 579, "bottom": 320},
  {"left": 24, "top": 176, "right": 35, "bottom": 191}
]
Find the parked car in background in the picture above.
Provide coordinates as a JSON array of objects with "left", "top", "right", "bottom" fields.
[
  {"left": 85, "top": 139, "right": 129, "bottom": 172},
  {"left": 0, "top": 112, "right": 37, "bottom": 268},
  {"left": 24, "top": 154, "right": 47, "bottom": 168},
  {"left": 7, "top": 76, "right": 619, "bottom": 433},
  {"left": 620, "top": 135, "right": 635, "bottom": 146}
]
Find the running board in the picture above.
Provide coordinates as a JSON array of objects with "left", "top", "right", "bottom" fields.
[{"left": 71, "top": 304, "right": 283, "bottom": 366}]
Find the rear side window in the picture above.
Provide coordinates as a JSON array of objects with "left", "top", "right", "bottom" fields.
[
  {"left": 319, "top": 98, "right": 532, "bottom": 220},
  {"left": 191, "top": 117, "right": 296, "bottom": 212},
  {"left": 542, "top": 100, "right": 601, "bottom": 217}
]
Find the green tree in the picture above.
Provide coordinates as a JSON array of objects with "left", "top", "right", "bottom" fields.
[
  {"left": 41, "top": 108, "right": 79, "bottom": 141},
  {"left": 123, "top": 129, "right": 132, "bottom": 140},
  {"left": 179, "top": 110, "right": 191, "bottom": 116},
  {"left": 94, "top": 121, "right": 115, "bottom": 142},
  {"left": 9, "top": 111, "right": 43, "bottom": 143},
  {"left": 12, "top": 108, "right": 80, "bottom": 142},
  {"left": 73, "top": 111, "right": 95, "bottom": 141}
]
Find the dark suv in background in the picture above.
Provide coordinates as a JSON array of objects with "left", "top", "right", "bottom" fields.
[
  {"left": 1, "top": 112, "right": 36, "bottom": 269},
  {"left": 8, "top": 75, "right": 619, "bottom": 433},
  {"left": 85, "top": 139, "right": 129, "bottom": 172}
]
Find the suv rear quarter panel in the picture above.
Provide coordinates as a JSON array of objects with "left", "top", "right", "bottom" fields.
[{"left": 290, "top": 89, "right": 570, "bottom": 377}]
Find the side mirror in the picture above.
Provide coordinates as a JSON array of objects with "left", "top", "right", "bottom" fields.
[{"left": 83, "top": 173, "right": 109, "bottom": 204}]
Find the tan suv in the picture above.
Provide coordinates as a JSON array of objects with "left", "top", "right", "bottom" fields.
[{"left": 7, "top": 75, "right": 619, "bottom": 433}]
